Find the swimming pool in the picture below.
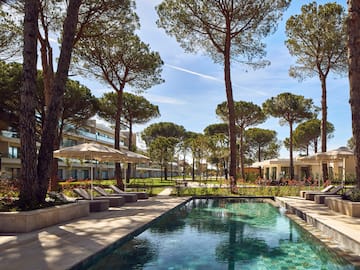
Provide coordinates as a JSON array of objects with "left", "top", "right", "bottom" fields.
[{"left": 84, "top": 198, "right": 355, "bottom": 269}]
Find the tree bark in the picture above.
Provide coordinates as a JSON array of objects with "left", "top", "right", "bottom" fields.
[
  {"left": 126, "top": 121, "right": 133, "bottom": 183},
  {"left": 239, "top": 126, "right": 245, "bottom": 179},
  {"left": 19, "top": 0, "right": 39, "bottom": 208},
  {"left": 289, "top": 121, "right": 294, "bottom": 180},
  {"left": 115, "top": 88, "right": 124, "bottom": 189},
  {"left": 224, "top": 27, "right": 237, "bottom": 189},
  {"left": 348, "top": 0, "right": 360, "bottom": 188},
  {"left": 37, "top": 0, "right": 81, "bottom": 202},
  {"left": 320, "top": 75, "right": 329, "bottom": 181},
  {"left": 50, "top": 118, "right": 63, "bottom": 191}
]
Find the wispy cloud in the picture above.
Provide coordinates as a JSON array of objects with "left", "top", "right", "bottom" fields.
[
  {"left": 145, "top": 93, "right": 187, "bottom": 105},
  {"left": 165, "top": 63, "right": 224, "bottom": 83}
]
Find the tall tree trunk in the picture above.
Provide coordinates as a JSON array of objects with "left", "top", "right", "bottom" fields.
[
  {"left": 126, "top": 121, "right": 133, "bottom": 183},
  {"left": 289, "top": 121, "right": 294, "bottom": 180},
  {"left": 115, "top": 88, "right": 124, "bottom": 189},
  {"left": 239, "top": 126, "right": 245, "bottom": 179},
  {"left": 37, "top": 0, "right": 81, "bottom": 202},
  {"left": 320, "top": 75, "right": 328, "bottom": 181},
  {"left": 348, "top": 0, "right": 360, "bottom": 189},
  {"left": 39, "top": 42, "right": 54, "bottom": 108},
  {"left": 182, "top": 150, "right": 186, "bottom": 181},
  {"left": 50, "top": 118, "right": 64, "bottom": 191},
  {"left": 224, "top": 30, "right": 236, "bottom": 188},
  {"left": 19, "top": 0, "right": 39, "bottom": 209}
]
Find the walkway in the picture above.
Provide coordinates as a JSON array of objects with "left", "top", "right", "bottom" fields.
[
  {"left": 157, "top": 187, "right": 173, "bottom": 196},
  {"left": 0, "top": 196, "right": 189, "bottom": 270}
]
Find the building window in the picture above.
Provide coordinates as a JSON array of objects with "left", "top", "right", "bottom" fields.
[
  {"left": 62, "top": 139, "right": 77, "bottom": 147},
  {"left": 8, "top": 146, "right": 20, "bottom": 159}
]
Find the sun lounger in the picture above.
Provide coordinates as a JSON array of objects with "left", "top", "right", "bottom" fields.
[
  {"left": 109, "top": 184, "right": 149, "bottom": 199},
  {"left": 94, "top": 186, "right": 137, "bottom": 203},
  {"left": 314, "top": 188, "right": 353, "bottom": 204},
  {"left": 48, "top": 191, "right": 77, "bottom": 203},
  {"left": 73, "top": 188, "right": 125, "bottom": 207},
  {"left": 48, "top": 191, "right": 109, "bottom": 212},
  {"left": 305, "top": 185, "right": 343, "bottom": 201},
  {"left": 300, "top": 185, "right": 334, "bottom": 198}
]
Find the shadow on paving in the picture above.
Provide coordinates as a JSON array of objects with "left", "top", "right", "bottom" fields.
[{"left": 0, "top": 196, "right": 189, "bottom": 270}]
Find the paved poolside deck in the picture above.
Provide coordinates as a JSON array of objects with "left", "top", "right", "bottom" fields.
[
  {"left": 0, "top": 195, "right": 189, "bottom": 270},
  {"left": 1, "top": 195, "right": 360, "bottom": 269}
]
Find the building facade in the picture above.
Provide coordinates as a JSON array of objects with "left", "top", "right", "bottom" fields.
[
  {"left": 252, "top": 147, "right": 356, "bottom": 183},
  {"left": 0, "top": 119, "right": 178, "bottom": 181}
]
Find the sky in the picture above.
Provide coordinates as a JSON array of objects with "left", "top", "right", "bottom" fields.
[{"left": 77, "top": 0, "right": 351, "bottom": 158}]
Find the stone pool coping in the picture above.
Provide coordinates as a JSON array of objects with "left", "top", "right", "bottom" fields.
[
  {"left": 1, "top": 196, "right": 360, "bottom": 269},
  {"left": 276, "top": 196, "right": 360, "bottom": 266}
]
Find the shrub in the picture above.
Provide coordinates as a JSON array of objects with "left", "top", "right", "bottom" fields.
[{"left": 348, "top": 189, "right": 360, "bottom": 202}]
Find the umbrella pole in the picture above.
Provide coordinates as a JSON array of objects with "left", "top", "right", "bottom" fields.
[
  {"left": 124, "top": 165, "right": 126, "bottom": 192},
  {"left": 90, "top": 162, "right": 93, "bottom": 200}
]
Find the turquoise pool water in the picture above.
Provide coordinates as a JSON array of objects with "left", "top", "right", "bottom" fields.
[{"left": 86, "top": 199, "right": 355, "bottom": 270}]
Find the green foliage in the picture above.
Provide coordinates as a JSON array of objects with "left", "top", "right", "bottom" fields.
[
  {"left": 174, "top": 186, "right": 303, "bottom": 197},
  {"left": 284, "top": 119, "right": 335, "bottom": 153},
  {"left": 156, "top": 0, "right": 290, "bottom": 66},
  {"left": 245, "top": 128, "right": 279, "bottom": 162},
  {"left": 285, "top": 2, "right": 347, "bottom": 80},
  {"left": 0, "top": 61, "right": 23, "bottom": 130},
  {"left": 285, "top": 1, "right": 347, "bottom": 159},
  {"left": 0, "top": 8, "right": 22, "bottom": 59},
  {"left": 142, "top": 122, "right": 186, "bottom": 146},
  {"left": 263, "top": 92, "right": 315, "bottom": 179},
  {"left": 263, "top": 93, "right": 315, "bottom": 125},
  {"left": 216, "top": 101, "right": 267, "bottom": 128},
  {"left": 347, "top": 137, "right": 354, "bottom": 150},
  {"left": 217, "top": 100, "right": 267, "bottom": 177},
  {"left": 347, "top": 189, "right": 360, "bottom": 202},
  {"left": 204, "top": 123, "right": 228, "bottom": 137},
  {"left": 0, "top": 61, "right": 97, "bottom": 133},
  {"left": 61, "top": 80, "right": 98, "bottom": 127},
  {"left": 75, "top": 30, "right": 164, "bottom": 93},
  {"left": 122, "top": 92, "right": 160, "bottom": 127},
  {"left": 156, "top": 0, "right": 291, "bottom": 181},
  {"left": 149, "top": 136, "right": 178, "bottom": 166}
]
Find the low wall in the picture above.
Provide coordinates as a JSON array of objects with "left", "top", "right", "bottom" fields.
[
  {"left": 0, "top": 201, "right": 90, "bottom": 233},
  {"left": 325, "top": 197, "right": 360, "bottom": 217}
]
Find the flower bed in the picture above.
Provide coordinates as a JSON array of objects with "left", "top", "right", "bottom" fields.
[
  {"left": 0, "top": 201, "right": 90, "bottom": 233},
  {"left": 325, "top": 197, "right": 360, "bottom": 217}
]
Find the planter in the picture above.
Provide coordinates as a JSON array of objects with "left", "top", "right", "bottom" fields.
[
  {"left": 325, "top": 197, "right": 360, "bottom": 217},
  {"left": 0, "top": 201, "right": 90, "bottom": 233}
]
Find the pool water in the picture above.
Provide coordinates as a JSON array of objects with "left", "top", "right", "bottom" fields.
[{"left": 86, "top": 199, "right": 355, "bottom": 270}]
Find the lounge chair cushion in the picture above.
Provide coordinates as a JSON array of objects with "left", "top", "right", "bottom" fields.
[
  {"left": 109, "top": 184, "right": 149, "bottom": 199},
  {"left": 94, "top": 186, "right": 137, "bottom": 203},
  {"left": 305, "top": 185, "right": 343, "bottom": 201},
  {"left": 73, "top": 188, "right": 125, "bottom": 207}
]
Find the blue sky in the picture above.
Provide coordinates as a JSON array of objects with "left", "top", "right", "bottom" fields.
[{"left": 80, "top": 0, "right": 351, "bottom": 157}]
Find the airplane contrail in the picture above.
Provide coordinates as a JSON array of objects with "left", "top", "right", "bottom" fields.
[{"left": 165, "top": 63, "right": 224, "bottom": 83}]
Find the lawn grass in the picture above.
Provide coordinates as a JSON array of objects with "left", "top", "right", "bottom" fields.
[
  {"left": 173, "top": 185, "right": 322, "bottom": 197},
  {"left": 1, "top": 177, "right": 324, "bottom": 201}
]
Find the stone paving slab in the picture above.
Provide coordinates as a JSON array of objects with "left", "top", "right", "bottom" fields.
[
  {"left": 276, "top": 196, "right": 360, "bottom": 263},
  {"left": 0, "top": 196, "right": 189, "bottom": 270}
]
